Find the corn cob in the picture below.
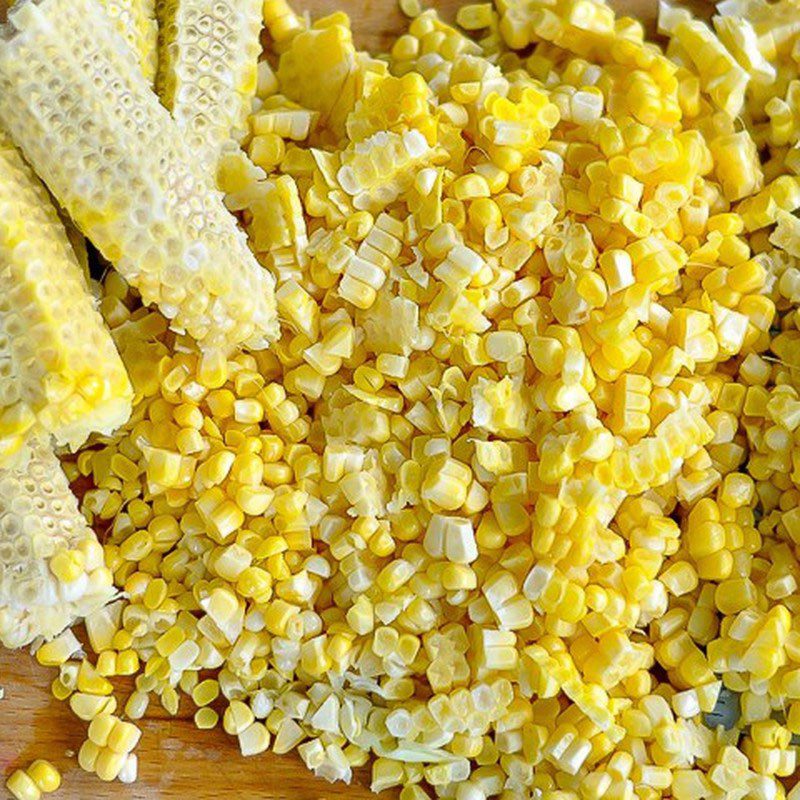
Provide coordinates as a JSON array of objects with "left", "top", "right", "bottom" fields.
[
  {"left": 156, "top": 0, "right": 262, "bottom": 167},
  {"left": 0, "top": 131, "right": 133, "bottom": 464},
  {"left": 98, "top": 0, "right": 158, "bottom": 81},
  {"left": 0, "top": 442, "right": 114, "bottom": 649},
  {"left": 0, "top": 0, "right": 279, "bottom": 353}
]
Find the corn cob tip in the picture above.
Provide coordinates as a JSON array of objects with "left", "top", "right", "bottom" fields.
[{"left": 0, "top": 442, "right": 114, "bottom": 649}]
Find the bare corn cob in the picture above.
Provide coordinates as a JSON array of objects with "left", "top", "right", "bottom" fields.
[
  {"left": 0, "top": 131, "right": 133, "bottom": 464},
  {"left": 0, "top": 442, "right": 114, "bottom": 649},
  {"left": 0, "top": 0, "right": 278, "bottom": 353},
  {"left": 156, "top": 0, "right": 262, "bottom": 167},
  {"left": 98, "top": 0, "right": 158, "bottom": 82}
]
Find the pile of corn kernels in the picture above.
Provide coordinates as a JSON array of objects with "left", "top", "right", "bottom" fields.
[{"left": 36, "top": 0, "right": 800, "bottom": 797}]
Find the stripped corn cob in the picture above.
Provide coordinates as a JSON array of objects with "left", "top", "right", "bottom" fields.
[
  {"left": 0, "top": 131, "right": 132, "bottom": 464},
  {"left": 156, "top": 0, "right": 262, "bottom": 166},
  {"left": 98, "top": 0, "right": 158, "bottom": 81},
  {"left": 0, "top": 0, "right": 278, "bottom": 353},
  {"left": 0, "top": 442, "right": 114, "bottom": 648}
]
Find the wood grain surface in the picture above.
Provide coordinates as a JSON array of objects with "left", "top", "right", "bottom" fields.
[{"left": 0, "top": 0, "right": 710, "bottom": 798}]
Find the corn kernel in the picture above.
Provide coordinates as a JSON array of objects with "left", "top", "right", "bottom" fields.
[
  {"left": 6, "top": 771, "right": 41, "bottom": 800},
  {"left": 26, "top": 761, "right": 60, "bottom": 794}
]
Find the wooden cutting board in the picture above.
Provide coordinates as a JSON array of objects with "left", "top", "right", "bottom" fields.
[{"left": 0, "top": 0, "right": 712, "bottom": 797}]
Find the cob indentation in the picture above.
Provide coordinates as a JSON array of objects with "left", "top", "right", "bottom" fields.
[{"left": 0, "top": 0, "right": 279, "bottom": 353}]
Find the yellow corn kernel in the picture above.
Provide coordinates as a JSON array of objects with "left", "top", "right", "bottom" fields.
[
  {"left": 88, "top": 714, "right": 117, "bottom": 749},
  {"left": 239, "top": 721, "right": 271, "bottom": 756},
  {"left": 95, "top": 651, "right": 117, "bottom": 677},
  {"left": 94, "top": 749, "right": 126, "bottom": 782},
  {"left": 250, "top": 134, "right": 286, "bottom": 170},
  {"left": 192, "top": 679, "right": 220, "bottom": 707},
  {"left": 107, "top": 720, "right": 142, "bottom": 755},
  {"left": 223, "top": 700, "right": 255, "bottom": 736},
  {"left": 124, "top": 691, "right": 149, "bottom": 721},
  {"left": 48, "top": 549, "right": 86, "bottom": 584},
  {"left": 26, "top": 761, "right": 61, "bottom": 794},
  {"left": 36, "top": 630, "right": 81, "bottom": 667},
  {"left": 6, "top": 771, "right": 41, "bottom": 800},
  {"left": 195, "top": 708, "right": 220, "bottom": 730},
  {"left": 76, "top": 661, "right": 114, "bottom": 696},
  {"left": 70, "top": 693, "right": 117, "bottom": 721},
  {"left": 77, "top": 740, "right": 101, "bottom": 774},
  {"left": 456, "top": 3, "right": 493, "bottom": 29}
]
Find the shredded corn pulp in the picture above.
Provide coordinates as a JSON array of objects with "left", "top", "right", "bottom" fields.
[{"left": 4, "top": 0, "right": 800, "bottom": 796}]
